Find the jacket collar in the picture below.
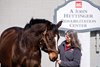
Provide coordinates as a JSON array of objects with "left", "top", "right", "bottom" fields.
[{"left": 62, "top": 40, "right": 75, "bottom": 48}]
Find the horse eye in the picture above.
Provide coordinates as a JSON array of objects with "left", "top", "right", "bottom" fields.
[{"left": 49, "top": 38, "right": 52, "bottom": 41}]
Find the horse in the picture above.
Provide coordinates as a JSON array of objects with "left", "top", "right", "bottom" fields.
[{"left": 0, "top": 18, "right": 62, "bottom": 67}]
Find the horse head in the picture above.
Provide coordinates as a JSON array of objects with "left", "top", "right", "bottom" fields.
[{"left": 40, "top": 20, "right": 62, "bottom": 62}]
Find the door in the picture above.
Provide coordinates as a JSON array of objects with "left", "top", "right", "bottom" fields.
[{"left": 90, "top": 31, "right": 100, "bottom": 67}]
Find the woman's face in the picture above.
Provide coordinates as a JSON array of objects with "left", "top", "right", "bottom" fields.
[{"left": 65, "top": 33, "right": 71, "bottom": 43}]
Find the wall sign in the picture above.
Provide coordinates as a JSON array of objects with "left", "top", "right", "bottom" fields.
[{"left": 54, "top": 0, "right": 100, "bottom": 31}]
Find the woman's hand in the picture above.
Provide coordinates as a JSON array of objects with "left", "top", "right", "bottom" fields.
[{"left": 56, "top": 60, "right": 62, "bottom": 64}]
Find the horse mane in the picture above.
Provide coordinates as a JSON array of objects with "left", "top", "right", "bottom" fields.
[
  {"left": 23, "top": 18, "right": 60, "bottom": 42},
  {"left": 24, "top": 18, "right": 51, "bottom": 30}
]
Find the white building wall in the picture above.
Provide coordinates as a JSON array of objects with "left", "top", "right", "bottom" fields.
[{"left": 0, "top": 0, "right": 64, "bottom": 33}]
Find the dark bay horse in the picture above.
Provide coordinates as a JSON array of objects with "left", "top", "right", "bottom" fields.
[{"left": 0, "top": 18, "right": 62, "bottom": 67}]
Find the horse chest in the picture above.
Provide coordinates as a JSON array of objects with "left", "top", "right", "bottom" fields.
[{"left": 13, "top": 48, "right": 41, "bottom": 66}]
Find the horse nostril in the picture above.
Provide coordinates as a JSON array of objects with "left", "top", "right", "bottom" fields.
[
  {"left": 52, "top": 56, "right": 58, "bottom": 62},
  {"left": 49, "top": 52, "right": 58, "bottom": 62},
  {"left": 50, "top": 56, "right": 58, "bottom": 62}
]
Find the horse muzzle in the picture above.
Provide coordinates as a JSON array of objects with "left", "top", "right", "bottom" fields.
[{"left": 49, "top": 51, "right": 58, "bottom": 62}]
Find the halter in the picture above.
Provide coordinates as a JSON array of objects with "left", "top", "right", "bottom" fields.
[
  {"left": 41, "top": 28, "right": 59, "bottom": 67},
  {"left": 42, "top": 28, "right": 59, "bottom": 53}
]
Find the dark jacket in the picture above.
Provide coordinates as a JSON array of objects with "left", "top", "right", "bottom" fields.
[{"left": 58, "top": 41, "right": 82, "bottom": 67}]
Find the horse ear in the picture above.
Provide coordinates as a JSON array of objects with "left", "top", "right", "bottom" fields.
[
  {"left": 30, "top": 18, "right": 34, "bottom": 24},
  {"left": 57, "top": 21, "right": 62, "bottom": 28}
]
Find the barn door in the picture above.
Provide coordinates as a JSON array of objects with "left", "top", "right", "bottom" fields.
[{"left": 90, "top": 31, "right": 100, "bottom": 67}]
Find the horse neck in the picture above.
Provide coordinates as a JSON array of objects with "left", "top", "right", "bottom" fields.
[{"left": 20, "top": 29, "right": 41, "bottom": 49}]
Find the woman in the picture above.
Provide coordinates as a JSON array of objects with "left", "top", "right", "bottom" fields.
[{"left": 57, "top": 29, "right": 82, "bottom": 67}]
